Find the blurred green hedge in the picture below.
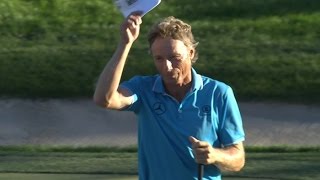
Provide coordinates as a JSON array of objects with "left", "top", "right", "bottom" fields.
[{"left": 0, "top": 0, "right": 319, "bottom": 103}]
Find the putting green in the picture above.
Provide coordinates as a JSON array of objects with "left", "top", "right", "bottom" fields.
[
  {"left": 0, "top": 173, "right": 138, "bottom": 180},
  {"left": 0, "top": 173, "right": 276, "bottom": 180}
]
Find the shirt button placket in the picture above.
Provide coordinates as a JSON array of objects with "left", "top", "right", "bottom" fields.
[{"left": 177, "top": 104, "right": 183, "bottom": 119}]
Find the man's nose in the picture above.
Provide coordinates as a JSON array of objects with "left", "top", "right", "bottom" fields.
[{"left": 165, "top": 59, "right": 173, "bottom": 71}]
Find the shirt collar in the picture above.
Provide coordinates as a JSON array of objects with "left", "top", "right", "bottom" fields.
[{"left": 152, "top": 68, "right": 203, "bottom": 93}]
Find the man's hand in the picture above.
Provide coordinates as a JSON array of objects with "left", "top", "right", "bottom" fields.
[
  {"left": 189, "top": 136, "right": 245, "bottom": 172},
  {"left": 189, "top": 136, "right": 217, "bottom": 165},
  {"left": 120, "top": 12, "right": 142, "bottom": 45}
]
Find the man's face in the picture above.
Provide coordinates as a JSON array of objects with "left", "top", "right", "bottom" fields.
[{"left": 150, "top": 37, "right": 194, "bottom": 86}]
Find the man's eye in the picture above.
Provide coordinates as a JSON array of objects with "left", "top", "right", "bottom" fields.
[
  {"left": 154, "top": 57, "right": 162, "bottom": 61},
  {"left": 172, "top": 56, "right": 182, "bottom": 61}
]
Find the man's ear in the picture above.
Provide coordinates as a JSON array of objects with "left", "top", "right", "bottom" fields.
[{"left": 189, "top": 48, "right": 195, "bottom": 59}]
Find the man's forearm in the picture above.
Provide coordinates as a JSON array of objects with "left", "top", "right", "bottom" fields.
[
  {"left": 93, "top": 42, "right": 133, "bottom": 107},
  {"left": 214, "top": 144, "right": 245, "bottom": 172}
]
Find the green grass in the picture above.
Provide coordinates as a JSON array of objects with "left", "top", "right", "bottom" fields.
[
  {"left": 0, "top": 0, "right": 320, "bottom": 102},
  {"left": 0, "top": 146, "right": 319, "bottom": 180},
  {"left": 0, "top": 173, "right": 137, "bottom": 180}
]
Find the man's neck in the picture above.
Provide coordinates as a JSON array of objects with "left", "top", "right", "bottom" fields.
[{"left": 164, "top": 80, "right": 192, "bottom": 103}]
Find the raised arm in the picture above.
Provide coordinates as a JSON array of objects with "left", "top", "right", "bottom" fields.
[{"left": 93, "top": 13, "right": 142, "bottom": 110}]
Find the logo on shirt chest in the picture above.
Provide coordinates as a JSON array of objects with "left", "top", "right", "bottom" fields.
[
  {"left": 201, "top": 105, "right": 211, "bottom": 115},
  {"left": 153, "top": 102, "right": 166, "bottom": 115}
]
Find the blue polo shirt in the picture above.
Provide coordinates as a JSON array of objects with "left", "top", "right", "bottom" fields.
[{"left": 120, "top": 69, "right": 245, "bottom": 180}]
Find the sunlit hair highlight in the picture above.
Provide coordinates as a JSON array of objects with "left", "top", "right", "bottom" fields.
[{"left": 147, "top": 16, "right": 199, "bottom": 63}]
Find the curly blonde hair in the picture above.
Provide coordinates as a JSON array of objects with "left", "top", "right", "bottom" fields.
[{"left": 147, "top": 16, "right": 199, "bottom": 63}]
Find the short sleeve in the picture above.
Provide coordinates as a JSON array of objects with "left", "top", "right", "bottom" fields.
[
  {"left": 218, "top": 87, "right": 245, "bottom": 146},
  {"left": 119, "top": 76, "right": 142, "bottom": 113}
]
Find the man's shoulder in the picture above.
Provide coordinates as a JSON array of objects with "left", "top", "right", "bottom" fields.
[
  {"left": 122, "top": 74, "right": 159, "bottom": 88},
  {"left": 200, "top": 75, "right": 230, "bottom": 90},
  {"left": 129, "top": 74, "right": 159, "bottom": 83}
]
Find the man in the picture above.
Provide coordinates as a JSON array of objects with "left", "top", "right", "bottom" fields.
[{"left": 94, "top": 13, "right": 245, "bottom": 180}]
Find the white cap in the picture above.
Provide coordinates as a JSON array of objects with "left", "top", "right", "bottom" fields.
[{"left": 114, "top": 0, "right": 161, "bottom": 17}]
